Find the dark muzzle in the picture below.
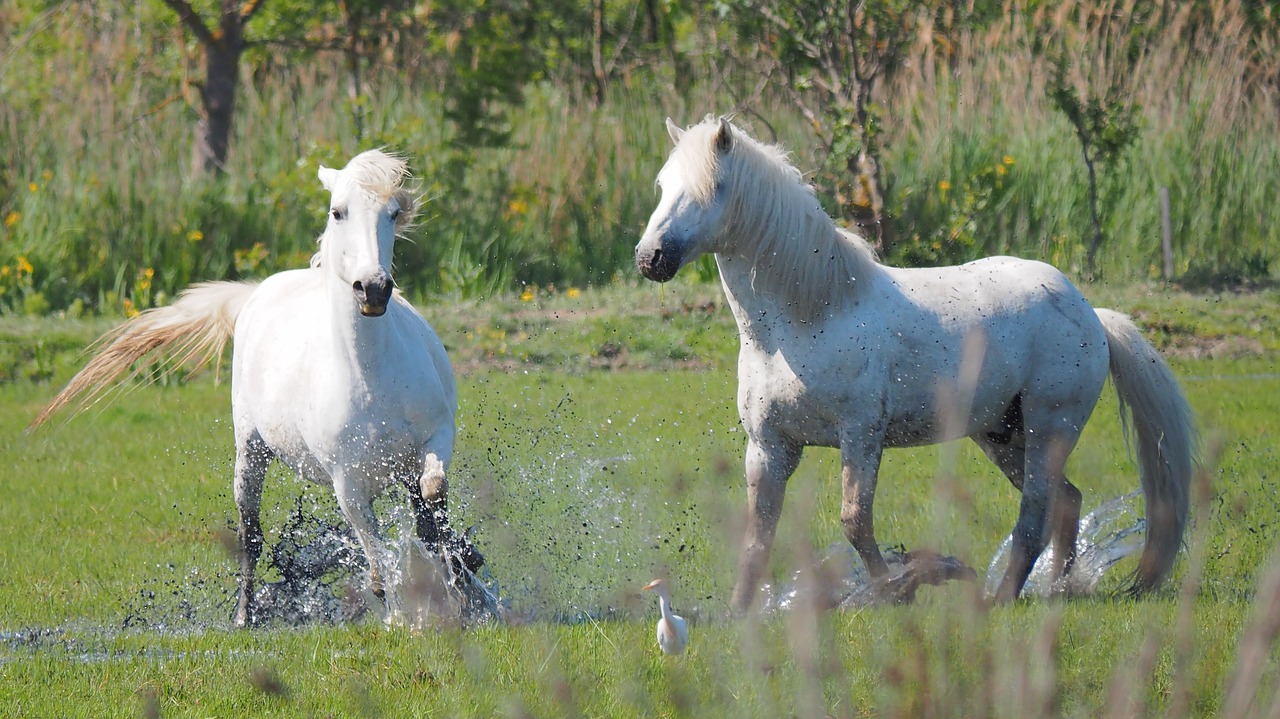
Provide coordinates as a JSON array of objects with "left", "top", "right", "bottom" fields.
[
  {"left": 636, "top": 244, "right": 681, "bottom": 283},
  {"left": 353, "top": 272, "right": 393, "bottom": 317}
]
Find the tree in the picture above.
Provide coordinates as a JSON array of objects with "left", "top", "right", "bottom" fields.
[
  {"left": 1046, "top": 59, "right": 1139, "bottom": 279},
  {"left": 1040, "top": 1, "right": 1145, "bottom": 279},
  {"left": 728, "top": 0, "right": 922, "bottom": 253},
  {"left": 162, "top": 0, "right": 267, "bottom": 178}
]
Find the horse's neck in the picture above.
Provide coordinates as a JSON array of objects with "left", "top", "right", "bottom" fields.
[{"left": 715, "top": 221, "right": 872, "bottom": 337}]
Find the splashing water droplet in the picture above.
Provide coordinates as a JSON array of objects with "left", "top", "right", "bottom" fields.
[{"left": 983, "top": 491, "right": 1147, "bottom": 597}]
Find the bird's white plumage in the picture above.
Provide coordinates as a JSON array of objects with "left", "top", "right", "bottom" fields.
[{"left": 643, "top": 579, "right": 688, "bottom": 655}]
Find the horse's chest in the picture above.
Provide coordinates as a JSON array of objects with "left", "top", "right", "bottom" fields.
[{"left": 737, "top": 350, "right": 849, "bottom": 446}]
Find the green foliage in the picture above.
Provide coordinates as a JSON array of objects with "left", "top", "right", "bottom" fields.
[
  {"left": 1, "top": 1, "right": 1279, "bottom": 317},
  {"left": 892, "top": 155, "right": 1018, "bottom": 267},
  {"left": 1046, "top": 57, "right": 1141, "bottom": 164}
]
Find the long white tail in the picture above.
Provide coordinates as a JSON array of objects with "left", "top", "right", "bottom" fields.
[
  {"left": 1095, "top": 308, "right": 1198, "bottom": 593},
  {"left": 30, "top": 281, "right": 258, "bottom": 429}
]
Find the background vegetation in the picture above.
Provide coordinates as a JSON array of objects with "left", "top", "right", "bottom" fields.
[
  {"left": 1, "top": 0, "right": 1278, "bottom": 317},
  {"left": 3, "top": 1, "right": 1280, "bottom": 715}
]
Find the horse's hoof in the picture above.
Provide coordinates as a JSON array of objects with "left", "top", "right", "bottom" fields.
[{"left": 461, "top": 544, "right": 485, "bottom": 574}]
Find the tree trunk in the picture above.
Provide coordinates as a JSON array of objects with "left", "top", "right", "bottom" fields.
[
  {"left": 163, "top": 0, "right": 264, "bottom": 179},
  {"left": 591, "top": 0, "right": 607, "bottom": 105},
  {"left": 194, "top": 38, "right": 243, "bottom": 177},
  {"left": 344, "top": 11, "right": 367, "bottom": 142}
]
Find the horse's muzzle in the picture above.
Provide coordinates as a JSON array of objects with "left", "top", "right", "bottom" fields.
[
  {"left": 353, "top": 273, "right": 393, "bottom": 317},
  {"left": 636, "top": 243, "right": 681, "bottom": 283}
]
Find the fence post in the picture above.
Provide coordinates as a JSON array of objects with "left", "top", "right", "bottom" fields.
[{"left": 1160, "top": 187, "right": 1174, "bottom": 280}]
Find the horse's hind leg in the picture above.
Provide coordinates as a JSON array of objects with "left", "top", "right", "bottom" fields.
[
  {"left": 986, "top": 420, "right": 1082, "bottom": 601},
  {"left": 730, "top": 437, "right": 802, "bottom": 612},
  {"left": 233, "top": 431, "right": 271, "bottom": 628},
  {"left": 976, "top": 432, "right": 1082, "bottom": 592}
]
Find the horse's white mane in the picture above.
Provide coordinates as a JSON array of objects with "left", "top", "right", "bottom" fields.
[
  {"left": 312, "top": 150, "right": 418, "bottom": 267},
  {"left": 674, "top": 116, "right": 880, "bottom": 320},
  {"left": 343, "top": 149, "right": 413, "bottom": 203}
]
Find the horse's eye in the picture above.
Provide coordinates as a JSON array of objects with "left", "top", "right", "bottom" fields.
[
  {"left": 389, "top": 207, "right": 401, "bottom": 221},
  {"left": 331, "top": 208, "right": 345, "bottom": 221}
]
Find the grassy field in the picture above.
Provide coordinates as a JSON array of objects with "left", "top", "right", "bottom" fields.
[{"left": 2, "top": 280, "right": 1279, "bottom": 716}]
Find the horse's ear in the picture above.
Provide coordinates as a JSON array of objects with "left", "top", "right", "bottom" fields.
[
  {"left": 665, "top": 117, "right": 684, "bottom": 145},
  {"left": 317, "top": 165, "right": 338, "bottom": 192},
  {"left": 715, "top": 117, "right": 733, "bottom": 154}
]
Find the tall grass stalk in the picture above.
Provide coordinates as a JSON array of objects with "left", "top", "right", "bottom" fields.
[{"left": 1, "top": 0, "right": 1277, "bottom": 316}]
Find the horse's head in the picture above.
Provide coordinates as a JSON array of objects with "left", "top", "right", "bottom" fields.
[
  {"left": 317, "top": 151, "right": 416, "bottom": 317},
  {"left": 635, "top": 116, "right": 737, "bottom": 282}
]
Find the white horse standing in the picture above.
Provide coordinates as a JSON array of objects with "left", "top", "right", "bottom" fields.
[
  {"left": 635, "top": 117, "right": 1196, "bottom": 610},
  {"left": 34, "top": 150, "right": 483, "bottom": 626}
]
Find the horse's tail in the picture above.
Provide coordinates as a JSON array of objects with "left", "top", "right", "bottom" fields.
[
  {"left": 1095, "top": 308, "right": 1197, "bottom": 594},
  {"left": 29, "top": 281, "right": 258, "bottom": 429}
]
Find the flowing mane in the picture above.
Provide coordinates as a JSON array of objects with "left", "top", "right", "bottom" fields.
[
  {"left": 313, "top": 149, "right": 418, "bottom": 266},
  {"left": 676, "top": 117, "right": 880, "bottom": 321},
  {"left": 344, "top": 149, "right": 414, "bottom": 205}
]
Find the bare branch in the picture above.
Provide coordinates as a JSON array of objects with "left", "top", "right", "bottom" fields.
[{"left": 160, "top": 0, "right": 217, "bottom": 47}]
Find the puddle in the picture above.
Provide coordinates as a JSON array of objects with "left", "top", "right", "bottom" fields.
[{"left": 760, "top": 493, "right": 1149, "bottom": 611}]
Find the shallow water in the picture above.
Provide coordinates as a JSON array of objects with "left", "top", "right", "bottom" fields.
[
  {"left": 760, "top": 492, "right": 1148, "bottom": 611},
  {"left": 983, "top": 491, "right": 1147, "bottom": 597}
]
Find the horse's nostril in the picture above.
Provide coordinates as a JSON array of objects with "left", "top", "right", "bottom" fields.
[{"left": 353, "top": 281, "right": 364, "bottom": 293}]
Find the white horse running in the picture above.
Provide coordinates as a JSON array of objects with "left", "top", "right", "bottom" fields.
[
  {"left": 635, "top": 116, "right": 1196, "bottom": 610},
  {"left": 33, "top": 150, "right": 482, "bottom": 626}
]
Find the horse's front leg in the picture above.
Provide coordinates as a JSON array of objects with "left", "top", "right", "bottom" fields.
[
  {"left": 333, "top": 471, "right": 387, "bottom": 599},
  {"left": 731, "top": 437, "right": 802, "bottom": 613},
  {"left": 840, "top": 431, "right": 889, "bottom": 579},
  {"left": 411, "top": 452, "right": 484, "bottom": 575},
  {"left": 232, "top": 432, "right": 271, "bottom": 628}
]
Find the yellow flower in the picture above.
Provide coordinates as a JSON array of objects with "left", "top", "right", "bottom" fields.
[
  {"left": 507, "top": 198, "right": 529, "bottom": 216},
  {"left": 27, "top": 183, "right": 38, "bottom": 193},
  {"left": 566, "top": 287, "right": 581, "bottom": 299},
  {"left": 16, "top": 256, "right": 33, "bottom": 275},
  {"left": 187, "top": 230, "right": 204, "bottom": 242},
  {"left": 143, "top": 267, "right": 155, "bottom": 279},
  {"left": 4, "top": 211, "right": 19, "bottom": 227},
  {"left": 1002, "top": 155, "right": 1015, "bottom": 166},
  {"left": 123, "top": 297, "right": 139, "bottom": 318},
  {"left": 938, "top": 180, "right": 952, "bottom": 193},
  {"left": 996, "top": 164, "right": 1008, "bottom": 176},
  {"left": 519, "top": 287, "right": 535, "bottom": 302}
]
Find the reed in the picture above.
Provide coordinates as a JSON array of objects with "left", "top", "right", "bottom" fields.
[{"left": 0, "top": 0, "right": 1276, "bottom": 317}]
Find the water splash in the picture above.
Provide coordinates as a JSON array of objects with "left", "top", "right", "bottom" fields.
[
  {"left": 984, "top": 491, "right": 1147, "bottom": 597},
  {"left": 248, "top": 505, "right": 368, "bottom": 627},
  {"left": 760, "top": 545, "right": 977, "bottom": 612},
  {"left": 372, "top": 521, "right": 506, "bottom": 629},
  {"left": 759, "top": 492, "right": 1147, "bottom": 611}
]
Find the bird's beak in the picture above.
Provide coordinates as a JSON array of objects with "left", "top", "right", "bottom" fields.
[{"left": 642, "top": 580, "right": 661, "bottom": 591}]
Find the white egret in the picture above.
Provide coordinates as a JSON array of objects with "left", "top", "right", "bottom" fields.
[{"left": 642, "top": 579, "right": 688, "bottom": 655}]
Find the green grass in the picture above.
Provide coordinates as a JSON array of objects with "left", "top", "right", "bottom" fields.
[{"left": 2, "top": 282, "right": 1279, "bottom": 716}]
